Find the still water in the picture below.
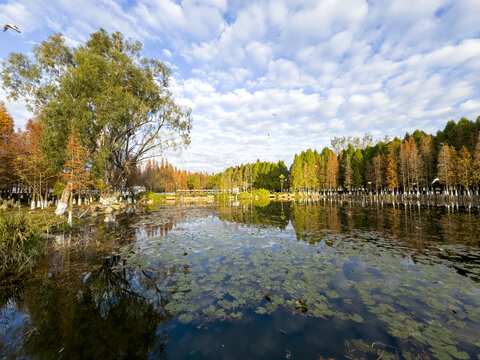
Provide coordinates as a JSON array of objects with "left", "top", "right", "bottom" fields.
[{"left": 1, "top": 201, "right": 480, "bottom": 359}]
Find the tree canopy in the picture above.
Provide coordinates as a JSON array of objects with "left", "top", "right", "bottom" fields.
[{"left": 2, "top": 29, "right": 192, "bottom": 191}]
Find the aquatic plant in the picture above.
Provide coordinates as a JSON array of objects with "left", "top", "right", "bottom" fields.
[{"left": 0, "top": 211, "right": 67, "bottom": 279}]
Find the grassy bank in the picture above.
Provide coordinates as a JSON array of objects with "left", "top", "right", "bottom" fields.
[{"left": 0, "top": 210, "right": 68, "bottom": 280}]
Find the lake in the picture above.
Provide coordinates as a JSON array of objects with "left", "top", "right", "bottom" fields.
[{"left": 1, "top": 200, "right": 480, "bottom": 359}]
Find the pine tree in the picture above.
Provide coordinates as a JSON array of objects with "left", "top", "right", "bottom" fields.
[{"left": 407, "top": 136, "right": 422, "bottom": 192}]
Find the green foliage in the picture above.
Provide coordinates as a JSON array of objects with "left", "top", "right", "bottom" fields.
[
  {"left": 2, "top": 29, "right": 192, "bottom": 191},
  {"left": 217, "top": 160, "right": 289, "bottom": 192},
  {"left": 238, "top": 191, "right": 252, "bottom": 200},
  {"left": 138, "top": 191, "right": 166, "bottom": 206},
  {"left": 53, "top": 181, "right": 65, "bottom": 198},
  {"left": 252, "top": 188, "right": 271, "bottom": 199}
]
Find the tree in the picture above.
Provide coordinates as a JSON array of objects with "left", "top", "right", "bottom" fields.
[
  {"left": 0, "top": 102, "right": 16, "bottom": 193},
  {"left": 2, "top": 29, "right": 191, "bottom": 213},
  {"left": 352, "top": 149, "right": 364, "bottom": 189},
  {"left": 15, "top": 118, "right": 56, "bottom": 209},
  {"left": 457, "top": 146, "right": 473, "bottom": 194},
  {"left": 372, "top": 155, "right": 384, "bottom": 192},
  {"left": 385, "top": 145, "right": 399, "bottom": 191},
  {"left": 187, "top": 175, "right": 200, "bottom": 190},
  {"left": 437, "top": 144, "right": 455, "bottom": 194},
  {"left": 61, "top": 123, "right": 91, "bottom": 223},
  {"left": 473, "top": 133, "right": 480, "bottom": 187},
  {"left": 407, "top": 136, "right": 422, "bottom": 192},
  {"left": 399, "top": 140, "right": 410, "bottom": 193},
  {"left": 325, "top": 150, "right": 339, "bottom": 191},
  {"left": 419, "top": 134, "right": 434, "bottom": 188},
  {"left": 290, "top": 154, "right": 304, "bottom": 191},
  {"left": 343, "top": 153, "right": 353, "bottom": 192}
]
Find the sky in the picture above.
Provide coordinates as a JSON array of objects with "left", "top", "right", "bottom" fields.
[{"left": 1, "top": 0, "right": 480, "bottom": 173}]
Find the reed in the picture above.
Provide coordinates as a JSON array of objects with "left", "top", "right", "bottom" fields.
[{"left": 0, "top": 210, "right": 68, "bottom": 279}]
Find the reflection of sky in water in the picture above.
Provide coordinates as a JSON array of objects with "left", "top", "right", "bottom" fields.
[{"left": 113, "top": 205, "right": 480, "bottom": 359}]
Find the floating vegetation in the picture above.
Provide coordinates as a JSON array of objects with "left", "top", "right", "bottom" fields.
[{"left": 109, "top": 206, "right": 480, "bottom": 358}]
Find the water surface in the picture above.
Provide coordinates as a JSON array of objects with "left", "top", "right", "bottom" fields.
[{"left": 1, "top": 201, "right": 480, "bottom": 359}]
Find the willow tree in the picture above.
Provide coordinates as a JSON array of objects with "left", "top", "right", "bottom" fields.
[{"left": 2, "top": 29, "right": 192, "bottom": 214}]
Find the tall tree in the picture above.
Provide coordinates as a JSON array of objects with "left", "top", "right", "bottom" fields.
[
  {"left": 352, "top": 149, "right": 364, "bottom": 189},
  {"left": 399, "top": 140, "right": 410, "bottom": 192},
  {"left": 437, "top": 144, "right": 455, "bottom": 194},
  {"left": 473, "top": 133, "right": 480, "bottom": 187},
  {"left": 325, "top": 151, "right": 339, "bottom": 191},
  {"left": 419, "top": 134, "right": 434, "bottom": 188},
  {"left": 290, "top": 154, "right": 304, "bottom": 191},
  {"left": 15, "top": 118, "right": 56, "bottom": 208},
  {"left": 407, "top": 136, "right": 422, "bottom": 192},
  {"left": 343, "top": 153, "right": 353, "bottom": 192},
  {"left": 385, "top": 145, "right": 399, "bottom": 191},
  {"left": 61, "top": 123, "right": 91, "bottom": 223},
  {"left": 2, "top": 29, "right": 191, "bottom": 213},
  {"left": 456, "top": 146, "right": 473, "bottom": 194},
  {"left": 0, "top": 102, "right": 16, "bottom": 193}
]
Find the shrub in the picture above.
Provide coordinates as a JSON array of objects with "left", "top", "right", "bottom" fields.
[
  {"left": 137, "top": 191, "right": 167, "bottom": 206},
  {"left": 252, "top": 189, "right": 271, "bottom": 199}
]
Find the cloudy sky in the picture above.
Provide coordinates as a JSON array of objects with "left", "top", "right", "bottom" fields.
[{"left": 1, "top": 0, "right": 480, "bottom": 173}]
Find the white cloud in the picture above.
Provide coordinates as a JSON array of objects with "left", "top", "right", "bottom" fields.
[{"left": 1, "top": 0, "right": 480, "bottom": 172}]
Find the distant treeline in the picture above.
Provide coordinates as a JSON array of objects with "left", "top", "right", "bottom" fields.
[
  {"left": 289, "top": 117, "right": 480, "bottom": 194},
  {"left": 213, "top": 117, "right": 480, "bottom": 195}
]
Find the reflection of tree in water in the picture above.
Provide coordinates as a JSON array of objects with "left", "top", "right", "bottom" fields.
[
  {"left": 217, "top": 202, "right": 291, "bottom": 229},
  {"left": 290, "top": 202, "right": 341, "bottom": 243},
  {"left": 288, "top": 200, "right": 480, "bottom": 279},
  {"left": 140, "top": 221, "right": 176, "bottom": 238},
  {"left": 18, "top": 258, "right": 170, "bottom": 359}
]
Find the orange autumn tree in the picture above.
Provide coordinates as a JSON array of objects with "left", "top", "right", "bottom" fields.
[
  {"left": 61, "top": 124, "right": 91, "bottom": 219},
  {"left": 385, "top": 145, "right": 399, "bottom": 192},
  {"left": 15, "top": 118, "right": 56, "bottom": 208},
  {"left": 0, "top": 101, "right": 16, "bottom": 193}
]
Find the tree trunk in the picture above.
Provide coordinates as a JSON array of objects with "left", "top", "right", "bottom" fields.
[
  {"left": 68, "top": 190, "right": 73, "bottom": 227},
  {"left": 55, "top": 180, "right": 72, "bottom": 215}
]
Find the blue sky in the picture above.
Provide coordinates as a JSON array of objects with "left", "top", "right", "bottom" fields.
[{"left": 1, "top": 0, "right": 480, "bottom": 173}]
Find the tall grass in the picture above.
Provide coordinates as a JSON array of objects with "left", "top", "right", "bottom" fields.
[{"left": 0, "top": 211, "right": 67, "bottom": 279}]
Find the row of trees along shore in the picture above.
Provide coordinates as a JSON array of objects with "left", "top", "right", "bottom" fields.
[
  {"left": 2, "top": 100, "right": 480, "bottom": 204},
  {"left": 211, "top": 117, "right": 480, "bottom": 197},
  {"left": 289, "top": 117, "right": 480, "bottom": 196}
]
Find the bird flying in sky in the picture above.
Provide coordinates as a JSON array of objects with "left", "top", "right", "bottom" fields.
[{"left": 3, "top": 24, "right": 21, "bottom": 33}]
